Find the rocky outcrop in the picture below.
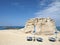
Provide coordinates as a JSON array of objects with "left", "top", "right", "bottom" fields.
[{"left": 24, "top": 17, "right": 57, "bottom": 35}]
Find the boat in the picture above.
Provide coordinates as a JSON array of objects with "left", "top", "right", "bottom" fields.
[
  {"left": 49, "top": 37, "right": 56, "bottom": 42},
  {"left": 36, "top": 37, "right": 43, "bottom": 42},
  {"left": 27, "top": 37, "right": 32, "bottom": 41}
]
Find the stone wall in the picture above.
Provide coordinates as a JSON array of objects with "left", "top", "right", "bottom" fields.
[{"left": 24, "top": 17, "right": 57, "bottom": 35}]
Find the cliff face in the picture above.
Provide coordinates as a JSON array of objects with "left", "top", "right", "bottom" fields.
[{"left": 24, "top": 17, "right": 57, "bottom": 35}]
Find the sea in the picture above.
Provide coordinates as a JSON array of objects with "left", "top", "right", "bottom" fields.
[
  {"left": 0, "top": 26, "right": 25, "bottom": 30},
  {"left": 0, "top": 26, "right": 60, "bottom": 31}
]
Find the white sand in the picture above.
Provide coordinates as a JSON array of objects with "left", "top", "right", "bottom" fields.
[{"left": 0, "top": 29, "right": 60, "bottom": 45}]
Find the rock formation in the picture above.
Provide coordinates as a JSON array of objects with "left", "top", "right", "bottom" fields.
[{"left": 24, "top": 17, "right": 57, "bottom": 35}]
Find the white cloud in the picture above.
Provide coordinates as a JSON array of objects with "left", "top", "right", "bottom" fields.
[
  {"left": 35, "top": 0, "right": 60, "bottom": 26},
  {"left": 39, "top": 0, "right": 46, "bottom": 5}
]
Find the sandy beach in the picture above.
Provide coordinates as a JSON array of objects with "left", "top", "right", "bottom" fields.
[
  {"left": 0, "top": 0, "right": 60, "bottom": 45},
  {"left": 0, "top": 29, "right": 60, "bottom": 45}
]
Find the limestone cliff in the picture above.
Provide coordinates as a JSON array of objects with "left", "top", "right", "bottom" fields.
[{"left": 24, "top": 17, "right": 57, "bottom": 35}]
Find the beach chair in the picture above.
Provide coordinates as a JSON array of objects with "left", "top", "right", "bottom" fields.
[
  {"left": 49, "top": 37, "right": 56, "bottom": 42},
  {"left": 36, "top": 37, "right": 43, "bottom": 42},
  {"left": 27, "top": 37, "right": 32, "bottom": 41}
]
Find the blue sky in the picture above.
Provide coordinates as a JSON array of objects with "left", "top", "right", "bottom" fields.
[{"left": 0, "top": 0, "right": 60, "bottom": 26}]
